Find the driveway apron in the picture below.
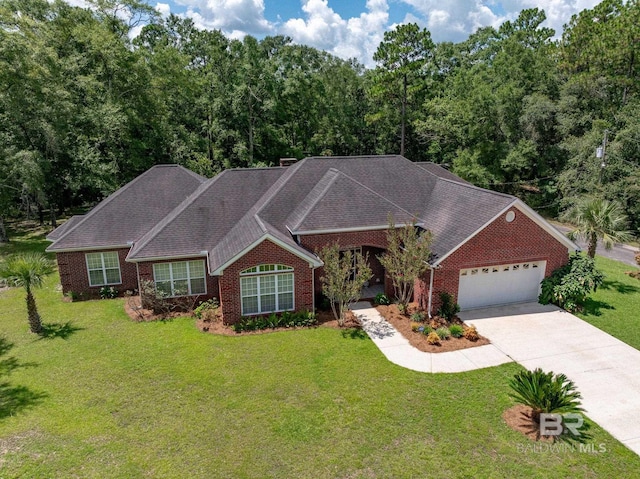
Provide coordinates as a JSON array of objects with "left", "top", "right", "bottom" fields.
[{"left": 459, "top": 302, "right": 640, "bottom": 456}]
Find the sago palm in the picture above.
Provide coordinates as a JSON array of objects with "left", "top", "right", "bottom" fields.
[
  {"left": 0, "top": 252, "right": 54, "bottom": 334},
  {"left": 508, "top": 368, "right": 584, "bottom": 424},
  {"left": 562, "top": 197, "right": 632, "bottom": 258}
]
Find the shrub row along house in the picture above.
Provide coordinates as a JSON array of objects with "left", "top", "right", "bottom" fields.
[{"left": 46, "top": 155, "right": 577, "bottom": 323}]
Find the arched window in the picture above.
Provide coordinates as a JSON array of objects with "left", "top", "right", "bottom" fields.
[{"left": 240, "top": 264, "right": 294, "bottom": 315}]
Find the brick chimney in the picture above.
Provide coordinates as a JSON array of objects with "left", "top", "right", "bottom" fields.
[{"left": 279, "top": 158, "right": 298, "bottom": 167}]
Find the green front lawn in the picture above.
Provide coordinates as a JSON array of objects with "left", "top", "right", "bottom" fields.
[
  {"left": 577, "top": 256, "right": 640, "bottom": 350},
  {"left": 1, "top": 228, "right": 639, "bottom": 477}
]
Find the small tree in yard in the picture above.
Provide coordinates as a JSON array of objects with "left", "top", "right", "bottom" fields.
[
  {"left": 378, "top": 218, "right": 432, "bottom": 308},
  {"left": 0, "top": 252, "right": 54, "bottom": 334},
  {"left": 319, "top": 243, "right": 372, "bottom": 326},
  {"left": 563, "top": 197, "right": 632, "bottom": 258},
  {"left": 539, "top": 253, "right": 604, "bottom": 312}
]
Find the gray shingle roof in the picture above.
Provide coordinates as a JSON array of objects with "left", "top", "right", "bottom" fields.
[
  {"left": 286, "top": 168, "right": 416, "bottom": 233},
  {"left": 46, "top": 165, "right": 205, "bottom": 251},
  {"left": 46, "top": 215, "right": 85, "bottom": 241},
  {"left": 48, "top": 155, "right": 524, "bottom": 269},
  {"left": 415, "top": 162, "right": 472, "bottom": 185},
  {"left": 127, "top": 167, "right": 288, "bottom": 261}
]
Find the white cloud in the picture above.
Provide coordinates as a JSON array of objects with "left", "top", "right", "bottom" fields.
[
  {"left": 177, "top": 0, "right": 273, "bottom": 35},
  {"left": 399, "top": 0, "right": 508, "bottom": 42},
  {"left": 115, "top": 0, "right": 604, "bottom": 66},
  {"left": 281, "top": 0, "right": 389, "bottom": 67},
  {"left": 503, "top": 0, "right": 601, "bottom": 36},
  {"left": 155, "top": 2, "right": 171, "bottom": 17},
  {"left": 399, "top": 0, "right": 602, "bottom": 42}
]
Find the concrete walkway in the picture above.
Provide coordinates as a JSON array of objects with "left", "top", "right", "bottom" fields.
[
  {"left": 350, "top": 302, "right": 512, "bottom": 373},
  {"left": 459, "top": 302, "right": 640, "bottom": 457}
]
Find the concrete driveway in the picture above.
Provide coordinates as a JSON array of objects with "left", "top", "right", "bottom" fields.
[{"left": 459, "top": 302, "right": 640, "bottom": 456}]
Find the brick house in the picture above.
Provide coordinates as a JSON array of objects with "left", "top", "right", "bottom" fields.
[{"left": 46, "top": 155, "right": 577, "bottom": 323}]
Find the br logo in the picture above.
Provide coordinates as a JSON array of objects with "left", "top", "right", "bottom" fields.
[{"left": 540, "top": 413, "right": 584, "bottom": 436}]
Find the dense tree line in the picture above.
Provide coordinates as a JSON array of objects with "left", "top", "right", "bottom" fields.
[{"left": 1, "top": 0, "right": 638, "bottom": 238}]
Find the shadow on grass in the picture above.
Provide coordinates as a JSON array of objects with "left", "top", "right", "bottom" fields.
[
  {"left": 39, "top": 322, "right": 84, "bottom": 340},
  {"left": 0, "top": 223, "right": 52, "bottom": 257},
  {"left": 0, "top": 337, "right": 47, "bottom": 419},
  {"left": 341, "top": 328, "right": 368, "bottom": 340},
  {"left": 0, "top": 382, "right": 48, "bottom": 419},
  {"left": 581, "top": 299, "right": 615, "bottom": 317},
  {"left": 600, "top": 280, "right": 640, "bottom": 295}
]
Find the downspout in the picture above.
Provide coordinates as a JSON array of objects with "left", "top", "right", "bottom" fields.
[
  {"left": 136, "top": 262, "right": 141, "bottom": 294},
  {"left": 311, "top": 264, "right": 316, "bottom": 314},
  {"left": 427, "top": 266, "right": 435, "bottom": 319}
]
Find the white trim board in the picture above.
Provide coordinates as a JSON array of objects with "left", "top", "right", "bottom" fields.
[
  {"left": 432, "top": 199, "right": 579, "bottom": 267},
  {"left": 211, "top": 235, "right": 323, "bottom": 276}
]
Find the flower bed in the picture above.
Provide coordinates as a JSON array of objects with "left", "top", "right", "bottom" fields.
[{"left": 375, "top": 303, "right": 490, "bottom": 353}]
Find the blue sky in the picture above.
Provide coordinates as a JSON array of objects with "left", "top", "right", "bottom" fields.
[{"left": 148, "top": 0, "right": 601, "bottom": 67}]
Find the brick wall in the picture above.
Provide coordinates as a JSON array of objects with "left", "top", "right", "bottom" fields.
[
  {"left": 55, "top": 248, "right": 137, "bottom": 298},
  {"left": 137, "top": 257, "right": 219, "bottom": 307},
  {"left": 421, "top": 207, "right": 570, "bottom": 314},
  {"left": 217, "top": 239, "right": 314, "bottom": 324},
  {"left": 300, "top": 230, "right": 394, "bottom": 298}
]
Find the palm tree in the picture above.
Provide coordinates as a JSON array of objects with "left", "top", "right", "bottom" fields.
[
  {"left": 509, "top": 368, "right": 584, "bottom": 425},
  {"left": 0, "top": 252, "right": 54, "bottom": 334},
  {"left": 563, "top": 197, "right": 632, "bottom": 258}
]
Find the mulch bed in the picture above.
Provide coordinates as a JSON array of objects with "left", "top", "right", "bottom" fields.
[
  {"left": 375, "top": 303, "right": 490, "bottom": 353},
  {"left": 123, "top": 295, "right": 191, "bottom": 322},
  {"left": 626, "top": 270, "right": 640, "bottom": 280},
  {"left": 502, "top": 404, "right": 554, "bottom": 442},
  {"left": 123, "top": 295, "right": 364, "bottom": 336},
  {"left": 195, "top": 309, "right": 361, "bottom": 335}
]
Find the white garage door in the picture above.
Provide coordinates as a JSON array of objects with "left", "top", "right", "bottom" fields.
[{"left": 457, "top": 261, "right": 546, "bottom": 310}]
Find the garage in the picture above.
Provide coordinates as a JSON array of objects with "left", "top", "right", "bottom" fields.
[{"left": 457, "top": 261, "right": 546, "bottom": 310}]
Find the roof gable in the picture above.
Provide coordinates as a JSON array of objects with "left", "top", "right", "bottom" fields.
[
  {"left": 47, "top": 165, "right": 205, "bottom": 252},
  {"left": 286, "top": 168, "right": 416, "bottom": 234},
  {"left": 127, "top": 167, "right": 288, "bottom": 261},
  {"left": 46, "top": 156, "right": 573, "bottom": 270}
]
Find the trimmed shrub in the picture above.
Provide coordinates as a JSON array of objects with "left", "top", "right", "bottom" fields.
[
  {"left": 436, "top": 327, "right": 451, "bottom": 340},
  {"left": 449, "top": 324, "right": 464, "bottom": 338},
  {"left": 421, "top": 326, "right": 433, "bottom": 336},
  {"left": 231, "top": 310, "right": 317, "bottom": 333},
  {"left": 437, "top": 292, "right": 460, "bottom": 320},
  {"left": 410, "top": 311, "right": 426, "bottom": 322},
  {"left": 410, "top": 321, "right": 422, "bottom": 332},
  {"left": 374, "top": 293, "right": 391, "bottom": 305},
  {"left": 426, "top": 331, "right": 441, "bottom": 345},
  {"left": 463, "top": 325, "right": 479, "bottom": 342},
  {"left": 99, "top": 286, "right": 118, "bottom": 299},
  {"left": 193, "top": 298, "right": 219, "bottom": 319}
]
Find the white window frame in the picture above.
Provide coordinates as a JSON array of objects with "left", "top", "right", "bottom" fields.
[
  {"left": 152, "top": 260, "right": 207, "bottom": 297},
  {"left": 240, "top": 264, "right": 295, "bottom": 315},
  {"left": 85, "top": 252, "right": 122, "bottom": 287}
]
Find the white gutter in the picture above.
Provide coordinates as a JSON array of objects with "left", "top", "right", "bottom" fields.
[
  {"left": 46, "top": 243, "right": 131, "bottom": 253},
  {"left": 126, "top": 252, "right": 208, "bottom": 263},
  {"left": 292, "top": 223, "right": 419, "bottom": 236}
]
